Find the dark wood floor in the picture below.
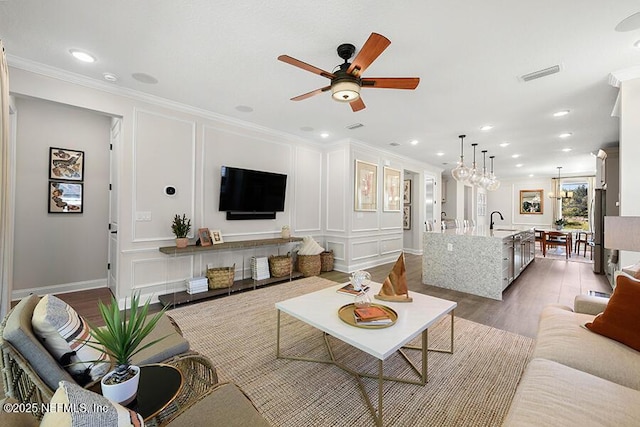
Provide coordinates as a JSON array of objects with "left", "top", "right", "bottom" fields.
[{"left": 55, "top": 253, "right": 611, "bottom": 338}]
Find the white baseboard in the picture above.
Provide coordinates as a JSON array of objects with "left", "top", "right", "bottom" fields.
[{"left": 12, "top": 278, "right": 108, "bottom": 301}]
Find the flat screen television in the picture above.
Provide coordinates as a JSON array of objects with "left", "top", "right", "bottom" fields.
[{"left": 218, "top": 166, "right": 287, "bottom": 219}]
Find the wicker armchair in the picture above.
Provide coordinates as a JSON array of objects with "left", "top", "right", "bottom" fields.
[{"left": 0, "top": 295, "right": 218, "bottom": 423}]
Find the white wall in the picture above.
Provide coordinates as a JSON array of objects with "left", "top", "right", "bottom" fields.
[
  {"left": 487, "top": 177, "right": 554, "bottom": 228},
  {"left": 619, "top": 78, "right": 640, "bottom": 266},
  {"left": 8, "top": 66, "right": 441, "bottom": 302},
  {"left": 13, "top": 97, "right": 111, "bottom": 293}
]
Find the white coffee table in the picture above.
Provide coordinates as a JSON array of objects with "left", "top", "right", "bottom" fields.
[{"left": 275, "top": 281, "right": 456, "bottom": 426}]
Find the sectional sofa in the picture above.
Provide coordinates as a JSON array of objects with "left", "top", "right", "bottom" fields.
[{"left": 504, "top": 272, "right": 640, "bottom": 425}]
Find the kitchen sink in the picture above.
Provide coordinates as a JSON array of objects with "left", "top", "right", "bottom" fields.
[{"left": 493, "top": 228, "right": 518, "bottom": 232}]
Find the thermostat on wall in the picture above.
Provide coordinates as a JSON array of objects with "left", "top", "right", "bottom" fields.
[{"left": 164, "top": 186, "right": 177, "bottom": 197}]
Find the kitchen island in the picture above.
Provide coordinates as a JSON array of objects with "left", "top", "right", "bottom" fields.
[{"left": 422, "top": 226, "right": 535, "bottom": 300}]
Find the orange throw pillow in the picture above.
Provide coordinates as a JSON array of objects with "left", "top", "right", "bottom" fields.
[{"left": 585, "top": 274, "right": 640, "bottom": 351}]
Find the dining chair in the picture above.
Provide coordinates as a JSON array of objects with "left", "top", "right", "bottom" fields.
[
  {"left": 534, "top": 229, "right": 545, "bottom": 254},
  {"left": 575, "top": 231, "right": 594, "bottom": 258},
  {"left": 543, "top": 231, "right": 572, "bottom": 259}
]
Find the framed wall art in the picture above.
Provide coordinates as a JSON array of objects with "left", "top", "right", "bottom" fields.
[
  {"left": 48, "top": 181, "right": 83, "bottom": 213},
  {"left": 354, "top": 160, "right": 377, "bottom": 211},
  {"left": 49, "top": 147, "right": 84, "bottom": 181},
  {"left": 383, "top": 167, "right": 401, "bottom": 212},
  {"left": 403, "top": 179, "right": 411, "bottom": 204},
  {"left": 403, "top": 205, "right": 411, "bottom": 229},
  {"left": 519, "top": 189, "right": 544, "bottom": 214}
]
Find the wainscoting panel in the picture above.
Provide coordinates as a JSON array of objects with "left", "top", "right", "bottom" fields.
[
  {"left": 131, "top": 256, "right": 193, "bottom": 290},
  {"left": 380, "top": 236, "right": 404, "bottom": 255},
  {"left": 133, "top": 109, "right": 196, "bottom": 242},
  {"left": 294, "top": 147, "right": 322, "bottom": 232},
  {"left": 351, "top": 239, "right": 380, "bottom": 261},
  {"left": 326, "top": 148, "right": 347, "bottom": 232}
]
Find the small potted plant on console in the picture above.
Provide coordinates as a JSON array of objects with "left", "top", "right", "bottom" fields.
[
  {"left": 89, "top": 293, "right": 168, "bottom": 405},
  {"left": 172, "top": 213, "right": 191, "bottom": 248}
]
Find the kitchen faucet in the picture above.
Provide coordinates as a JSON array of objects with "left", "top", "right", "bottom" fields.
[{"left": 490, "top": 211, "right": 504, "bottom": 230}]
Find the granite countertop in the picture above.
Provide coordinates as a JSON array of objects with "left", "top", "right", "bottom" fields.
[{"left": 429, "top": 225, "right": 534, "bottom": 239}]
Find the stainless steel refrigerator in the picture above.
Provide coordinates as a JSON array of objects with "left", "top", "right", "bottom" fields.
[{"left": 592, "top": 188, "right": 605, "bottom": 274}]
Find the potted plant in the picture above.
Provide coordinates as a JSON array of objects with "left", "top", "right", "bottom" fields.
[
  {"left": 172, "top": 213, "right": 191, "bottom": 248},
  {"left": 554, "top": 218, "right": 567, "bottom": 230},
  {"left": 89, "top": 293, "right": 168, "bottom": 405}
]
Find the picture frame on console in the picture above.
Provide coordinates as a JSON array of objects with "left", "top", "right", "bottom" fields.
[
  {"left": 355, "top": 160, "right": 377, "bottom": 211},
  {"left": 198, "top": 228, "right": 212, "bottom": 246},
  {"left": 210, "top": 229, "right": 224, "bottom": 244}
]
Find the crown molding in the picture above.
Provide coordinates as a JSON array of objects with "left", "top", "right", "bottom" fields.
[
  {"left": 6, "top": 54, "right": 319, "bottom": 147},
  {"left": 609, "top": 66, "right": 640, "bottom": 88}
]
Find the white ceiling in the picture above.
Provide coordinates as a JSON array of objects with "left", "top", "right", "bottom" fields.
[{"left": 2, "top": 1, "right": 639, "bottom": 179}]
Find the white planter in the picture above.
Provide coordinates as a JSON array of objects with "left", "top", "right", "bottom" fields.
[{"left": 101, "top": 365, "right": 140, "bottom": 405}]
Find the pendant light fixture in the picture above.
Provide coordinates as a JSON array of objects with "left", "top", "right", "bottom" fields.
[
  {"left": 468, "top": 143, "right": 482, "bottom": 186},
  {"left": 548, "top": 166, "right": 573, "bottom": 199},
  {"left": 451, "top": 135, "right": 471, "bottom": 183},
  {"left": 478, "top": 150, "right": 492, "bottom": 189},
  {"left": 486, "top": 155, "right": 500, "bottom": 191}
]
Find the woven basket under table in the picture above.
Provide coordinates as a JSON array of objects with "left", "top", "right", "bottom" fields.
[
  {"left": 206, "top": 264, "right": 235, "bottom": 289},
  {"left": 320, "top": 250, "right": 334, "bottom": 272},
  {"left": 269, "top": 255, "right": 292, "bottom": 278},
  {"left": 297, "top": 254, "right": 321, "bottom": 277}
]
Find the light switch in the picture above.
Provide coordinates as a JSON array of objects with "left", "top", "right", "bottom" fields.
[{"left": 136, "top": 211, "right": 152, "bottom": 221}]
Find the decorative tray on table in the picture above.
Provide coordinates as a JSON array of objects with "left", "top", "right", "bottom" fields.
[{"left": 338, "top": 303, "right": 397, "bottom": 329}]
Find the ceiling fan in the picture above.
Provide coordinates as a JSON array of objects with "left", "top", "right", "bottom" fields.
[{"left": 278, "top": 33, "right": 420, "bottom": 112}]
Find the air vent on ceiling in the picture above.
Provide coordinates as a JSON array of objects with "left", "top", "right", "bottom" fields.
[
  {"left": 346, "top": 123, "right": 364, "bottom": 130},
  {"left": 389, "top": 142, "right": 400, "bottom": 146},
  {"left": 520, "top": 65, "right": 561, "bottom": 82}
]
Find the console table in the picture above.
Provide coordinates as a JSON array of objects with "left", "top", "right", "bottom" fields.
[{"left": 158, "top": 237, "right": 303, "bottom": 307}]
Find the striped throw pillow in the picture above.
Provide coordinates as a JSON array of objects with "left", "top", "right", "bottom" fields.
[{"left": 32, "top": 294, "right": 109, "bottom": 385}]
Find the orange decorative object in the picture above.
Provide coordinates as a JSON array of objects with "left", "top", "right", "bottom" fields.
[{"left": 375, "top": 252, "right": 413, "bottom": 302}]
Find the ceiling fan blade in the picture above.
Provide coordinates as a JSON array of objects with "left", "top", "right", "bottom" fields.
[
  {"left": 278, "top": 55, "right": 336, "bottom": 79},
  {"left": 290, "top": 86, "right": 331, "bottom": 101},
  {"left": 350, "top": 97, "right": 366, "bottom": 112},
  {"left": 347, "top": 33, "right": 391, "bottom": 76},
  {"left": 362, "top": 77, "right": 420, "bottom": 90}
]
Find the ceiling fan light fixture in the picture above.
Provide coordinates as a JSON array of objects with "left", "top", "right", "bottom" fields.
[{"left": 331, "top": 80, "right": 360, "bottom": 102}]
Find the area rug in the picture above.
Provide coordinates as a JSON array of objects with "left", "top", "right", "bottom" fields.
[{"left": 168, "top": 277, "right": 534, "bottom": 426}]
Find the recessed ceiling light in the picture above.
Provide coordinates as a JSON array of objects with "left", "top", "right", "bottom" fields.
[
  {"left": 529, "top": 174, "right": 534, "bottom": 177},
  {"left": 499, "top": 142, "right": 510, "bottom": 147},
  {"left": 480, "top": 125, "right": 493, "bottom": 131},
  {"left": 410, "top": 139, "right": 419, "bottom": 146},
  {"left": 553, "top": 110, "right": 570, "bottom": 117},
  {"left": 516, "top": 164, "right": 523, "bottom": 168},
  {"left": 235, "top": 105, "right": 253, "bottom": 113},
  {"left": 69, "top": 49, "right": 96, "bottom": 63},
  {"left": 102, "top": 72, "right": 118, "bottom": 82},
  {"left": 300, "top": 126, "right": 314, "bottom": 132},
  {"left": 511, "top": 154, "right": 520, "bottom": 158},
  {"left": 436, "top": 152, "right": 445, "bottom": 156},
  {"left": 634, "top": 40, "right": 640, "bottom": 49},
  {"left": 562, "top": 148, "right": 572, "bottom": 152},
  {"left": 320, "top": 132, "right": 329, "bottom": 138},
  {"left": 559, "top": 132, "right": 572, "bottom": 138}
]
